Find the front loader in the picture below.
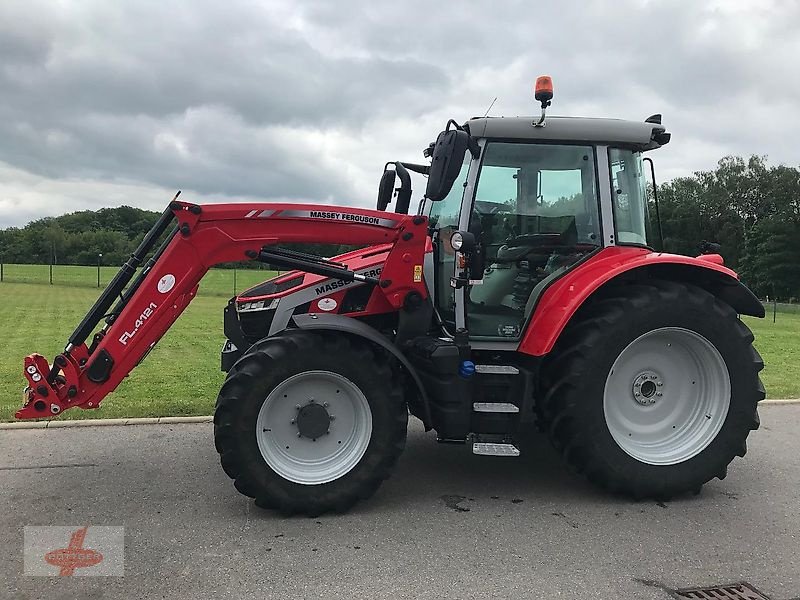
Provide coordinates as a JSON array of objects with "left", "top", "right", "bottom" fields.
[{"left": 18, "top": 77, "right": 766, "bottom": 515}]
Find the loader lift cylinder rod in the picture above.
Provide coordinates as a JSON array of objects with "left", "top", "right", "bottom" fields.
[
  {"left": 255, "top": 248, "right": 381, "bottom": 286},
  {"left": 105, "top": 224, "right": 181, "bottom": 327},
  {"left": 64, "top": 203, "right": 178, "bottom": 354}
]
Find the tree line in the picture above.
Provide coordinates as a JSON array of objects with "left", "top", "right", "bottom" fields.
[
  {"left": 655, "top": 155, "right": 800, "bottom": 300},
  {"left": 0, "top": 154, "right": 798, "bottom": 298},
  {"left": 0, "top": 206, "right": 351, "bottom": 270}
]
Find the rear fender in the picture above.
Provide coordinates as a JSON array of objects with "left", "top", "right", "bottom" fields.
[
  {"left": 520, "top": 246, "right": 764, "bottom": 357},
  {"left": 292, "top": 313, "right": 432, "bottom": 430}
]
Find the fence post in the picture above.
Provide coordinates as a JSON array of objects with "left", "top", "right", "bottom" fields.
[
  {"left": 0, "top": 260, "right": 3, "bottom": 283},
  {"left": 49, "top": 263, "right": 53, "bottom": 285},
  {"left": 774, "top": 299, "right": 777, "bottom": 324}
]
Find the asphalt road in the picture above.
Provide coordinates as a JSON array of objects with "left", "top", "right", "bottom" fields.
[{"left": 2, "top": 405, "right": 799, "bottom": 600}]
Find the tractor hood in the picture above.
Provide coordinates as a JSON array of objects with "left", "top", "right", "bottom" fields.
[{"left": 235, "top": 243, "right": 393, "bottom": 309}]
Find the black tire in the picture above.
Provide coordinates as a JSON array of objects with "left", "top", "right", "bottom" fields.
[
  {"left": 540, "top": 280, "right": 764, "bottom": 499},
  {"left": 214, "top": 330, "right": 407, "bottom": 515}
]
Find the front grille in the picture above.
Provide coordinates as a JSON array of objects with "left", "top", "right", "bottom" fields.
[
  {"left": 238, "top": 310, "right": 275, "bottom": 341},
  {"left": 673, "top": 583, "right": 771, "bottom": 600}
]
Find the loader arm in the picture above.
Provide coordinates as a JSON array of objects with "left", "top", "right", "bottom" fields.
[{"left": 18, "top": 199, "right": 429, "bottom": 420}]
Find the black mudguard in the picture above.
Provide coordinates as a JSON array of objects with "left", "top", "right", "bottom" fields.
[
  {"left": 715, "top": 279, "right": 765, "bottom": 318},
  {"left": 292, "top": 313, "right": 433, "bottom": 430}
]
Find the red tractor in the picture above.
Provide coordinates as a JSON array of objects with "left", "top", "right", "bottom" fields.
[{"left": 19, "top": 78, "right": 765, "bottom": 515}]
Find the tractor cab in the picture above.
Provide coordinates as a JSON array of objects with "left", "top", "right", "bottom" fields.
[{"left": 421, "top": 83, "right": 671, "bottom": 345}]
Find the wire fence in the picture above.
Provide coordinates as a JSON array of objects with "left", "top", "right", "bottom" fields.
[
  {"left": 0, "top": 263, "right": 278, "bottom": 298},
  {"left": 2, "top": 263, "right": 799, "bottom": 317},
  {"left": 761, "top": 300, "right": 800, "bottom": 322}
]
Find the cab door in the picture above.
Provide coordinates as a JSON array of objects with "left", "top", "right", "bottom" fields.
[{"left": 460, "top": 142, "right": 602, "bottom": 340}]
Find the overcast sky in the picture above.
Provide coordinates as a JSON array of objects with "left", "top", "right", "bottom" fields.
[{"left": 1, "top": 0, "right": 798, "bottom": 227}]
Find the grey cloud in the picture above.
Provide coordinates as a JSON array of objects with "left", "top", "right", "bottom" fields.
[{"left": 1, "top": 0, "right": 799, "bottom": 227}]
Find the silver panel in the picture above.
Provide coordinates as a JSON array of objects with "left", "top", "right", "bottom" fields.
[
  {"left": 596, "top": 145, "right": 616, "bottom": 247},
  {"left": 454, "top": 140, "right": 486, "bottom": 332},
  {"left": 473, "top": 402, "right": 519, "bottom": 413},
  {"left": 465, "top": 116, "right": 667, "bottom": 151},
  {"left": 262, "top": 209, "right": 399, "bottom": 228},
  {"left": 472, "top": 442, "right": 520, "bottom": 457},
  {"left": 423, "top": 246, "right": 435, "bottom": 306},
  {"left": 474, "top": 365, "right": 519, "bottom": 375},
  {"left": 469, "top": 341, "right": 520, "bottom": 351}
]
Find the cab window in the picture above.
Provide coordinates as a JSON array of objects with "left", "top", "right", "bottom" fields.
[{"left": 609, "top": 148, "right": 650, "bottom": 246}]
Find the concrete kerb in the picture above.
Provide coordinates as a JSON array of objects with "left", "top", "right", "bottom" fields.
[
  {"left": 0, "top": 415, "right": 213, "bottom": 430},
  {"left": 0, "top": 399, "right": 797, "bottom": 430}
]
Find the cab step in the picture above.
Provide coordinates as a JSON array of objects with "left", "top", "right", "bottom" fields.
[
  {"left": 472, "top": 402, "right": 519, "bottom": 413},
  {"left": 474, "top": 364, "right": 519, "bottom": 375},
  {"left": 472, "top": 442, "right": 521, "bottom": 457}
]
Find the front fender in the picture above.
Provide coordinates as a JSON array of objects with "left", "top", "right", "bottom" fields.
[
  {"left": 519, "top": 246, "right": 764, "bottom": 357},
  {"left": 292, "top": 313, "right": 432, "bottom": 430}
]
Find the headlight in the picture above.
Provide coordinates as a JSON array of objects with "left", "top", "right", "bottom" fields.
[
  {"left": 449, "top": 230, "right": 475, "bottom": 252},
  {"left": 237, "top": 298, "right": 280, "bottom": 313}
]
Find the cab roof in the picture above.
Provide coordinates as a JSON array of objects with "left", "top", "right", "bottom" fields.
[{"left": 464, "top": 115, "right": 670, "bottom": 151}]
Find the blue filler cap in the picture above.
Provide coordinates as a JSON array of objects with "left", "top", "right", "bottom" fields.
[{"left": 459, "top": 360, "right": 476, "bottom": 378}]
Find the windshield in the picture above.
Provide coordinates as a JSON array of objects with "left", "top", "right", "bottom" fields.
[{"left": 609, "top": 148, "right": 650, "bottom": 246}]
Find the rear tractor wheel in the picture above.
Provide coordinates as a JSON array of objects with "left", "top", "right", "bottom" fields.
[
  {"left": 214, "top": 331, "right": 407, "bottom": 515},
  {"left": 542, "top": 280, "right": 765, "bottom": 499}
]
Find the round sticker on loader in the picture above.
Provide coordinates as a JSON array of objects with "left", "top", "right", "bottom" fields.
[
  {"left": 317, "top": 298, "right": 337, "bottom": 312},
  {"left": 157, "top": 274, "right": 176, "bottom": 294}
]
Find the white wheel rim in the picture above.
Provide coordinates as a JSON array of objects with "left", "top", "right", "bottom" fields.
[
  {"left": 603, "top": 327, "right": 731, "bottom": 466},
  {"left": 256, "top": 370, "right": 373, "bottom": 485}
]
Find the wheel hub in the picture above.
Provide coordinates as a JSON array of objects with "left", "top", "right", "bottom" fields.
[
  {"left": 295, "top": 402, "right": 331, "bottom": 440},
  {"left": 631, "top": 371, "right": 662, "bottom": 405}
]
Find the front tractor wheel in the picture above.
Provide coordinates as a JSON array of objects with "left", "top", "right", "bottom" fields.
[
  {"left": 214, "top": 331, "right": 407, "bottom": 515},
  {"left": 542, "top": 281, "right": 765, "bottom": 499}
]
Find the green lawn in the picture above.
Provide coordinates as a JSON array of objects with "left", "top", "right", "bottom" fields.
[
  {"left": 0, "top": 267, "right": 274, "bottom": 421},
  {"left": 0, "top": 278, "right": 797, "bottom": 422},
  {"left": 0, "top": 263, "right": 277, "bottom": 297}
]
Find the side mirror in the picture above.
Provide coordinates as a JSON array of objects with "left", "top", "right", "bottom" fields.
[
  {"left": 376, "top": 168, "right": 396, "bottom": 211},
  {"left": 425, "top": 122, "right": 472, "bottom": 202}
]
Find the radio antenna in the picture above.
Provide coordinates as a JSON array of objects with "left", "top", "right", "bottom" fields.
[{"left": 482, "top": 97, "right": 497, "bottom": 118}]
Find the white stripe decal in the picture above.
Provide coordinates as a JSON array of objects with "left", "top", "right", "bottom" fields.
[{"left": 244, "top": 210, "right": 258, "bottom": 218}]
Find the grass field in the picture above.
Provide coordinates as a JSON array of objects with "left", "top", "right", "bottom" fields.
[
  {"left": 0, "top": 273, "right": 798, "bottom": 421},
  {"left": 0, "top": 263, "right": 277, "bottom": 297}
]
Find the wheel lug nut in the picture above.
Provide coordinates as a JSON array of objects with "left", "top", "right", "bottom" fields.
[
  {"left": 297, "top": 432, "right": 302, "bottom": 437},
  {"left": 657, "top": 382, "right": 663, "bottom": 387},
  {"left": 295, "top": 404, "right": 301, "bottom": 410},
  {"left": 329, "top": 415, "right": 335, "bottom": 421},
  {"left": 656, "top": 392, "right": 663, "bottom": 397},
  {"left": 323, "top": 402, "right": 329, "bottom": 408},
  {"left": 290, "top": 419, "right": 296, "bottom": 425}
]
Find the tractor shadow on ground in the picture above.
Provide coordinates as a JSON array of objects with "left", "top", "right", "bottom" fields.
[
  {"left": 347, "top": 422, "right": 742, "bottom": 517},
  {"left": 345, "top": 424, "right": 612, "bottom": 515}
]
